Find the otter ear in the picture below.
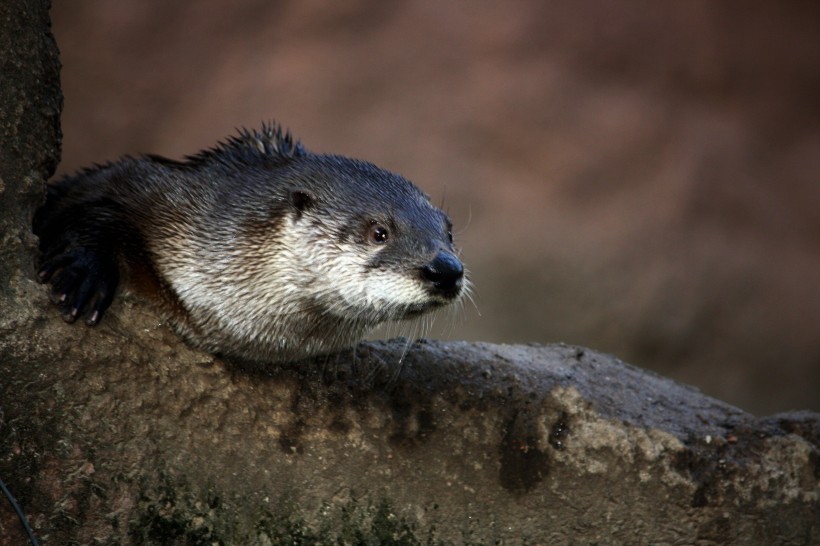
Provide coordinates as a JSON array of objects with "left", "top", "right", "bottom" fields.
[{"left": 288, "top": 190, "right": 315, "bottom": 216}]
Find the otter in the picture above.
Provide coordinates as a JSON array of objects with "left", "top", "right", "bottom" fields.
[{"left": 33, "top": 123, "right": 465, "bottom": 362}]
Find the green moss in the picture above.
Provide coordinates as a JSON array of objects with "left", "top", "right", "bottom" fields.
[
  {"left": 245, "top": 495, "right": 446, "bottom": 546},
  {"left": 129, "top": 473, "right": 229, "bottom": 546},
  {"left": 128, "top": 474, "right": 458, "bottom": 546}
]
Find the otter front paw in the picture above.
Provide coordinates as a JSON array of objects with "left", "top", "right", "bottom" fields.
[{"left": 37, "top": 247, "right": 118, "bottom": 325}]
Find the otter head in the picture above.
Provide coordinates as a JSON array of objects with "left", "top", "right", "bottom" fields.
[
  {"left": 278, "top": 154, "right": 465, "bottom": 327},
  {"left": 187, "top": 133, "right": 468, "bottom": 361}
]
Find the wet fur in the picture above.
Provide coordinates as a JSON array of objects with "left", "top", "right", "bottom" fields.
[{"left": 34, "top": 124, "right": 463, "bottom": 362}]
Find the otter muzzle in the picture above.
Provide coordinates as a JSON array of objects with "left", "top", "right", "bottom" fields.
[{"left": 420, "top": 251, "right": 464, "bottom": 299}]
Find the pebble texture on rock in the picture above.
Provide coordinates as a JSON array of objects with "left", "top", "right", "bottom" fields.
[
  {"left": 0, "top": 2, "right": 817, "bottom": 545},
  {"left": 1, "top": 330, "right": 818, "bottom": 544}
]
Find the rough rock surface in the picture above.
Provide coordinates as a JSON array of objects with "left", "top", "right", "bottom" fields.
[
  {"left": 1, "top": 2, "right": 818, "bottom": 545},
  {"left": 2, "top": 329, "right": 819, "bottom": 544}
]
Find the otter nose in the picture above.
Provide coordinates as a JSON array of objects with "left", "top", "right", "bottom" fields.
[{"left": 421, "top": 251, "right": 463, "bottom": 296}]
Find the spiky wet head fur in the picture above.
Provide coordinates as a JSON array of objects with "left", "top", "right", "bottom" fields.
[{"left": 35, "top": 123, "right": 465, "bottom": 363}]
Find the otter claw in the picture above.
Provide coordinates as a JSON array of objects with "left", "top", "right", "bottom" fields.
[
  {"left": 38, "top": 247, "right": 119, "bottom": 326},
  {"left": 63, "top": 307, "right": 79, "bottom": 323}
]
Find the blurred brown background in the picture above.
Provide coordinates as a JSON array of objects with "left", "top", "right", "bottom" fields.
[{"left": 51, "top": 1, "right": 819, "bottom": 415}]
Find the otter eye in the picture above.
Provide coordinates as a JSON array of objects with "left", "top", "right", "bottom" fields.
[{"left": 368, "top": 222, "right": 390, "bottom": 244}]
